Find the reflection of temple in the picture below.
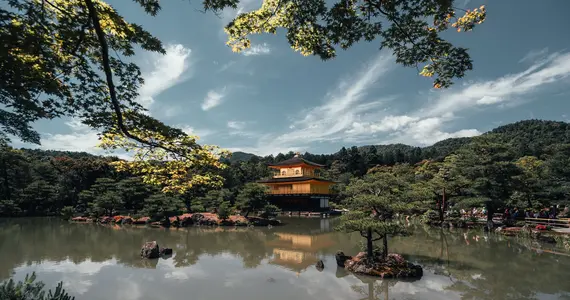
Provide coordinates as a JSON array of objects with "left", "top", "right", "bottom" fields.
[{"left": 266, "top": 230, "right": 336, "bottom": 272}]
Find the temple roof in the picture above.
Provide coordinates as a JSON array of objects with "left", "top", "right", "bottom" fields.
[
  {"left": 267, "top": 154, "right": 325, "bottom": 168},
  {"left": 258, "top": 177, "right": 335, "bottom": 184}
]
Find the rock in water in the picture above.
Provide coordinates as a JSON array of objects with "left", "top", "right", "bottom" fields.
[
  {"left": 160, "top": 248, "right": 173, "bottom": 256},
  {"left": 316, "top": 260, "right": 324, "bottom": 271},
  {"left": 141, "top": 241, "right": 160, "bottom": 259},
  {"left": 344, "top": 252, "right": 423, "bottom": 279},
  {"left": 335, "top": 251, "right": 352, "bottom": 267}
]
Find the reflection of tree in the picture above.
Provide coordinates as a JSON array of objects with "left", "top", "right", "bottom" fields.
[
  {"left": 335, "top": 262, "right": 403, "bottom": 300},
  {"left": 0, "top": 219, "right": 277, "bottom": 279},
  {"left": 392, "top": 225, "right": 570, "bottom": 300},
  {"left": 351, "top": 278, "right": 397, "bottom": 300},
  {"left": 2, "top": 218, "right": 570, "bottom": 300}
]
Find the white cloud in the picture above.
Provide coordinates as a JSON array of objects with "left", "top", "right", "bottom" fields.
[
  {"left": 383, "top": 116, "right": 482, "bottom": 145},
  {"left": 219, "top": 0, "right": 260, "bottom": 30},
  {"left": 137, "top": 44, "right": 192, "bottom": 110},
  {"left": 234, "top": 52, "right": 396, "bottom": 155},
  {"left": 238, "top": 50, "right": 570, "bottom": 155},
  {"left": 519, "top": 47, "right": 549, "bottom": 63},
  {"left": 218, "top": 60, "right": 237, "bottom": 72},
  {"left": 40, "top": 119, "right": 100, "bottom": 153},
  {"left": 372, "top": 51, "right": 570, "bottom": 145},
  {"left": 242, "top": 43, "right": 271, "bottom": 56},
  {"left": 227, "top": 121, "right": 246, "bottom": 130},
  {"left": 34, "top": 44, "right": 192, "bottom": 155},
  {"left": 271, "top": 54, "right": 395, "bottom": 144},
  {"left": 424, "top": 51, "right": 570, "bottom": 117},
  {"left": 179, "top": 125, "right": 216, "bottom": 139},
  {"left": 201, "top": 87, "right": 227, "bottom": 111}
]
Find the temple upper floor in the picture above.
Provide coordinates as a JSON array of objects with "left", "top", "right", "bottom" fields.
[
  {"left": 273, "top": 167, "right": 320, "bottom": 178},
  {"left": 268, "top": 153, "right": 325, "bottom": 179}
]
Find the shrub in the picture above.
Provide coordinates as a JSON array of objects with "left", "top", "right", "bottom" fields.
[
  {"left": 468, "top": 216, "right": 479, "bottom": 223},
  {"left": 60, "top": 206, "right": 75, "bottom": 220},
  {"left": 190, "top": 204, "right": 205, "bottom": 213},
  {"left": 421, "top": 210, "right": 441, "bottom": 225},
  {"left": 217, "top": 202, "right": 231, "bottom": 220},
  {"left": 0, "top": 272, "right": 74, "bottom": 300},
  {"left": 260, "top": 204, "right": 280, "bottom": 218}
]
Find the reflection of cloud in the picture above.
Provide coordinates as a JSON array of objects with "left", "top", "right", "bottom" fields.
[
  {"left": 15, "top": 259, "right": 116, "bottom": 295},
  {"left": 115, "top": 278, "right": 142, "bottom": 300},
  {"left": 158, "top": 256, "right": 207, "bottom": 280}
]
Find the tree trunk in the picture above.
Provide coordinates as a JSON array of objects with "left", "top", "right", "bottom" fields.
[
  {"left": 441, "top": 187, "right": 446, "bottom": 220},
  {"left": 366, "top": 228, "right": 373, "bottom": 259},
  {"left": 382, "top": 234, "right": 388, "bottom": 260},
  {"left": 1, "top": 157, "right": 10, "bottom": 200},
  {"left": 486, "top": 202, "right": 494, "bottom": 230}
]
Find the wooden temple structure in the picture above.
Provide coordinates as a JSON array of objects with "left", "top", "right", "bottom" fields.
[{"left": 257, "top": 153, "right": 335, "bottom": 212}]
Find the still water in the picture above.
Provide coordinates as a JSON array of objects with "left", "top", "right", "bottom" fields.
[{"left": 1, "top": 218, "right": 570, "bottom": 300}]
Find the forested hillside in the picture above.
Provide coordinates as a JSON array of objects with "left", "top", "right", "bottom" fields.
[{"left": 1, "top": 119, "right": 569, "bottom": 218}]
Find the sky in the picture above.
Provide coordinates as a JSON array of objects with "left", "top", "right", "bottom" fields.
[{"left": 11, "top": 0, "right": 570, "bottom": 156}]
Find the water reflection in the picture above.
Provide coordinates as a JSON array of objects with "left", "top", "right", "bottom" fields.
[{"left": 1, "top": 218, "right": 570, "bottom": 300}]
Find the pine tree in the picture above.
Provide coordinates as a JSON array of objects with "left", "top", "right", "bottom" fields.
[{"left": 337, "top": 168, "right": 411, "bottom": 261}]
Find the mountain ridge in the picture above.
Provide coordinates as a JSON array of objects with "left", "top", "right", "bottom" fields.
[{"left": 228, "top": 119, "right": 570, "bottom": 163}]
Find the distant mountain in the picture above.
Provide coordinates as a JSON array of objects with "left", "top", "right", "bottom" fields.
[
  {"left": 13, "top": 119, "right": 567, "bottom": 165},
  {"left": 226, "top": 119, "right": 570, "bottom": 163},
  {"left": 228, "top": 151, "right": 257, "bottom": 163}
]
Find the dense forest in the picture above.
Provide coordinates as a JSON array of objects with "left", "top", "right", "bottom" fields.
[{"left": 1, "top": 119, "right": 569, "bottom": 220}]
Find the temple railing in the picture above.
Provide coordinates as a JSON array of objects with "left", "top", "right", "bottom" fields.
[{"left": 268, "top": 189, "right": 331, "bottom": 195}]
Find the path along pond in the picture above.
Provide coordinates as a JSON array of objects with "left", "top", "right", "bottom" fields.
[{"left": 1, "top": 217, "right": 570, "bottom": 300}]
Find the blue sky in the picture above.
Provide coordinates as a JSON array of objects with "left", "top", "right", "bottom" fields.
[{"left": 13, "top": 0, "right": 570, "bottom": 156}]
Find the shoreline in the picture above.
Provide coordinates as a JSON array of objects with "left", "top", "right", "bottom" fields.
[{"left": 70, "top": 213, "right": 282, "bottom": 228}]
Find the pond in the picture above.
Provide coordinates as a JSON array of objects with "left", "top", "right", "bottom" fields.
[{"left": 1, "top": 217, "right": 570, "bottom": 300}]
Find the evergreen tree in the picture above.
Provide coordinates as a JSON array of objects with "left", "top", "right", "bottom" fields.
[
  {"left": 337, "top": 169, "right": 411, "bottom": 260},
  {"left": 236, "top": 183, "right": 269, "bottom": 217}
]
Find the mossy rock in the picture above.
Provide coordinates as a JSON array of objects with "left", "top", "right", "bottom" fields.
[{"left": 344, "top": 252, "right": 423, "bottom": 279}]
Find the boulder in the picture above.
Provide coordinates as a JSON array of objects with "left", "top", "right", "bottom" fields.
[
  {"left": 335, "top": 251, "right": 352, "bottom": 267},
  {"left": 191, "top": 213, "right": 205, "bottom": 224},
  {"left": 247, "top": 217, "right": 281, "bottom": 226},
  {"left": 120, "top": 217, "right": 133, "bottom": 224},
  {"left": 160, "top": 248, "right": 173, "bottom": 256},
  {"left": 99, "top": 216, "right": 113, "bottom": 224},
  {"left": 533, "top": 232, "right": 557, "bottom": 244},
  {"left": 179, "top": 214, "right": 194, "bottom": 227},
  {"left": 132, "top": 217, "right": 150, "bottom": 225},
  {"left": 141, "top": 241, "right": 160, "bottom": 259},
  {"left": 315, "top": 260, "right": 324, "bottom": 271},
  {"left": 160, "top": 216, "right": 171, "bottom": 228},
  {"left": 344, "top": 252, "right": 423, "bottom": 279}
]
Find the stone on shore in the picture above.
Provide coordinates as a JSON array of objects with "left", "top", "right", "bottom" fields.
[
  {"left": 335, "top": 251, "right": 352, "bottom": 267},
  {"left": 71, "top": 212, "right": 280, "bottom": 228},
  {"left": 132, "top": 217, "right": 150, "bottom": 225},
  {"left": 343, "top": 252, "right": 423, "bottom": 279},
  {"left": 141, "top": 241, "right": 160, "bottom": 259}
]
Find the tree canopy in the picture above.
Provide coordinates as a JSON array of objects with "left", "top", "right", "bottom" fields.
[
  {"left": 1, "top": 0, "right": 228, "bottom": 193},
  {"left": 337, "top": 168, "right": 416, "bottom": 260},
  {"left": 212, "top": 0, "right": 487, "bottom": 88},
  {"left": 3, "top": 119, "right": 570, "bottom": 219},
  {"left": 1, "top": 0, "right": 490, "bottom": 192}
]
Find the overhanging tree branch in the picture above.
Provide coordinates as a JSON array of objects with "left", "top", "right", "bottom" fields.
[{"left": 84, "top": 0, "right": 194, "bottom": 156}]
